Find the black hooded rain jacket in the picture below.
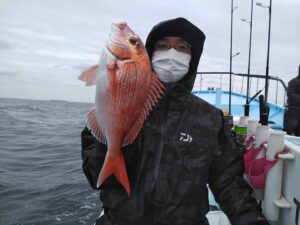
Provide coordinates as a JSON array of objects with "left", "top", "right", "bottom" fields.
[
  {"left": 81, "top": 18, "right": 269, "bottom": 225},
  {"left": 284, "top": 66, "right": 300, "bottom": 135},
  {"left": 287, "top": 67, "right": 300, "bottom": 109}
]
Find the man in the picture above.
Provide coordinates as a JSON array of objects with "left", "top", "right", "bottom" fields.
[
  {"left": 82, "top": 17, "right": 270, "bottom": 225},
  {"left": 284, "top": 64, "right": 300, "bottom": 136}
]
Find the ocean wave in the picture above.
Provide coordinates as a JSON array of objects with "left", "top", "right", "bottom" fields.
[{"left": 0, "top": 98, "right": 98, "bottom": 225}]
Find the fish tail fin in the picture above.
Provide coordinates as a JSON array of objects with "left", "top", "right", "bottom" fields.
[{"left": 97, "top": 153, "right": 131, "bottom": 197}]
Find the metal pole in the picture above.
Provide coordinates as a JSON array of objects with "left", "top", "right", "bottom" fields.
[
  {"left": 244, "top": 0, "right": 254, "bottom": 116},
  {"left": 275, "top": 78, "right": 279, "bottom": 104},
  {"left": 264, "top": 0, "right": 272, "bottom": 103},
  {"left": 241, "top": 76, "right": 244, "bottom": 94},
  {"left": 229, "top": 0, "right": 233, "bottom": 115},
  {"left": 200, "top": 74, "right": 203, "bottom": 90},
  {"left": 220, "top": 74, "right": 223, "bottom": 89}
]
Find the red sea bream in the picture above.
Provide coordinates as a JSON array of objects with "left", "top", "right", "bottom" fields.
[{"left": 79, "top": 22, "right": 164, "bottom": 196}]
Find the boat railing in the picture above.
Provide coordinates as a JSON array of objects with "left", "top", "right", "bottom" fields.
[{"left": 194, "top": 72, "right": 287, "bottom": 106}]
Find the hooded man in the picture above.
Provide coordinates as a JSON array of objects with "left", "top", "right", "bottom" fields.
[
  {"left": 284, "top": 64, "right": 300, "bottom": 136},
  {"left": 81, "top": 17, "right": 270, "bottom": 225}
]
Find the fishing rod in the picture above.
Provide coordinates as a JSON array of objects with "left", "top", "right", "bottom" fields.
[
  {"left": 243, "top": 81, "right": 264, "bottom": 116},
  {"left": 259, "top": 94, "right": 269, "bottom": 125},
  {"left": 244, "top": 0, "right": 254, "bottom": 117},
  {"left": 249, "top": 88, "right": 263, "bottom": 103}
]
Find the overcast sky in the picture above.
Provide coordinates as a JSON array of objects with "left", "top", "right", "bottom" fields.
[{"left": 0, "top": 0, "right": 299, "bottom": 103}]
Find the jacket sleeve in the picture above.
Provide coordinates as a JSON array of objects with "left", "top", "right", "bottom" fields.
[
  {"left": 81, "top": 126, "right": 107, "bottom": 189},
  {"left": 208, "top": 112, "right": 270, "bottom": 225},
  {"left": 287, "top": 79, "right": 300, "bottom": 105}
]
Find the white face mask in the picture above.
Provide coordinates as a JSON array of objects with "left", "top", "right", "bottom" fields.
[{"left": 151, "top": 48, "right": 191, "bottom": 83}]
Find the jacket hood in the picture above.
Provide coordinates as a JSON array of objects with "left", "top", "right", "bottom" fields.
[{"left": 145, "top": 17, "right": 205, "bottom": 93}]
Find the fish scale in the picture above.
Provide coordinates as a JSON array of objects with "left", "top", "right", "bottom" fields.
[{"left": 117, "top": 64, "right": 138, "bottom": 130}]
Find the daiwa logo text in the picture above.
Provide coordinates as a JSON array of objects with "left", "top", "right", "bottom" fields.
[{"left": 179, "top": 132, "right": 193, "bottom": 143}]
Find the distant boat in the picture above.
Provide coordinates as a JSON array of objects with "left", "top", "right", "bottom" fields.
[{"left": 49, "top": 99, "right": 68, "bottom": 103}]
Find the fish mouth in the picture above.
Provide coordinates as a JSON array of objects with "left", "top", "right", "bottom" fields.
[{"left": 107, "top": 40, "right": 131, "bottom": 61}]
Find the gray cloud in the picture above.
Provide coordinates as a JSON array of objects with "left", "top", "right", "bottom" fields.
[
  {"left": 0, "top": 68, "right": 19, "bottom": 77},
  {"left": 0, "top": 40, "right": 13, "bottom": 50},
  {"left": 0, "top": 0, "right": 299, "bottom": 102}
]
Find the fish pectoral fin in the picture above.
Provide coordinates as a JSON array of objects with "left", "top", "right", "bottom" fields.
[
  {"left": 87, "top": 108, "right": 107, "bottom": 144},
  {"left": 78, "top": 65, "right": 98, "bottom": 86},
  {"left": 97, "top": 154, "right": 131, "bottom": 197}
]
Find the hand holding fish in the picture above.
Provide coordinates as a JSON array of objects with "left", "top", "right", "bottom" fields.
[{"left": 79, "top": 22, "right": 164, "bottom": 196}]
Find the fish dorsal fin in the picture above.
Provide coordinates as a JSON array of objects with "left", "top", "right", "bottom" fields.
[
  {"left": 122, "top": 72, "right": 164, "bottom": 146},
  {"left": 86, "top": 108, "right": 107, "bottom": 144},
  {"left": 78, "top": 65, "right": 98, "bottom": 86}
]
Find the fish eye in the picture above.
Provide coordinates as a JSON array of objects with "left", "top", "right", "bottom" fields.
[{"left": 129, "top": 36, "right": 139, "bottom": 46}]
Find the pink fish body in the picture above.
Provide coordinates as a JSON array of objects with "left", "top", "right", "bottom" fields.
[{"left": 79, "top": 22, "right": 164, "bottom": 196}]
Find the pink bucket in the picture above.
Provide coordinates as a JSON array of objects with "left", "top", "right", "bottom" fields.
[
  {"left": 248, "top": 157, "right": 277, "bottom": 189},
  {"left": 244, "top": 143, "right": 266, "bottom": 174},
  {"left": 244, "top": 144, "right": 287, "bottom": 189}
]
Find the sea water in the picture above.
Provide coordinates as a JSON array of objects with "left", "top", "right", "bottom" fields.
[
  {"left": 0, "top": 98, "right": 218, "bottom": 225},
  {"left": 0, "top": 98, "right": 100, "bottom": 225}
]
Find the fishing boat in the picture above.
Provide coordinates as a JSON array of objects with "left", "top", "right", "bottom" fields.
[{"left": 192, "top": 72, "right": 300, "bottom": 225}]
